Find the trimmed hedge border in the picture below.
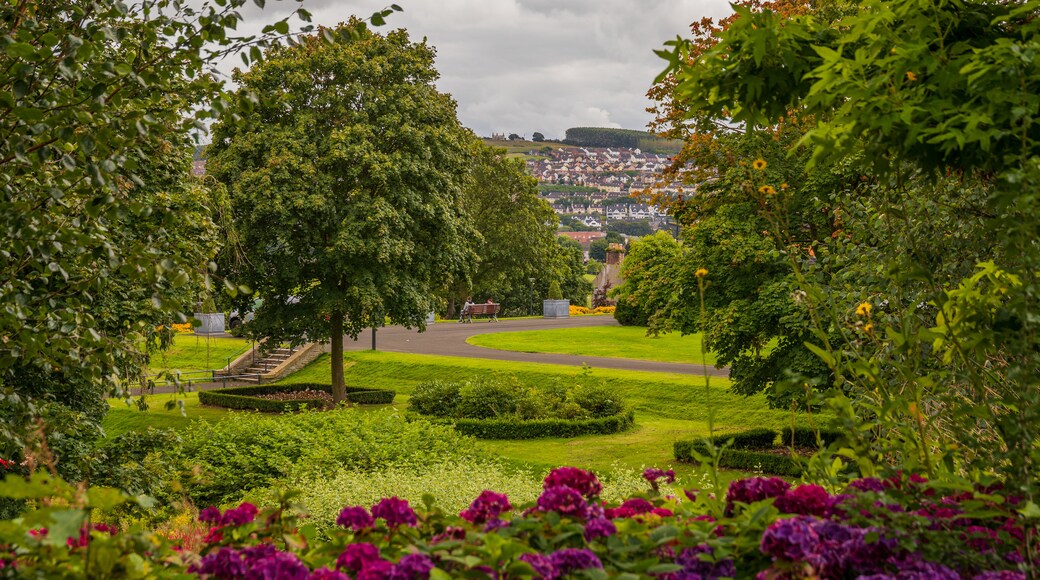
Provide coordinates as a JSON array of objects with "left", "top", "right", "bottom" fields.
[
  {"left": 199, "top": 383, "right": 395, "bottom": 412},
  {"left": 423, "top": 411, "right": 635, "bottom": 439},
  {"left": 673, "top": 427, "right": 845, "bottom": 476}
]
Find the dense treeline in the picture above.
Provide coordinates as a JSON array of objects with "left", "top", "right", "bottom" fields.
[{"left": 562, "top": 127, "right": 682, "bottom": 154}]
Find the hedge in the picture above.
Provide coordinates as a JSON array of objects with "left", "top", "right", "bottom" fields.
[
  {"left": 673, "top": 440, "right": 803, "bottom": 477},
  {"left": 428, "top": 411, "right": 635, "bottom": 440},
  {"left": 710, "top": 428, "right": 778, "bottom": 450},
  {"left": 780, "top": 426, "right": 844, "bottom": 448},
  {"left": 199, "top": 383, "right": 395, "bottom": 412}
]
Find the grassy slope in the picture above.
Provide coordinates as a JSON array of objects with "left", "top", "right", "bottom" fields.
[
  {"left": 147, "top": 335, "right": 251, "bottom": 374},
  {"left": 102, "top": 392, "right": 228, "bottom": 438},
  {"left": 466, "top": 326, "right": 717, "bottom": 366}
]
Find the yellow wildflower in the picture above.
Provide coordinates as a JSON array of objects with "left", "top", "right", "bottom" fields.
[
  {"left": 863, "top": 323, "right": 873, "bottom": 333},
  {"left": 780, "top": 183, "right": 789, "bottom": 190},
  {"left": 856, "top": 302, "right": 872, "bottom": 316},
  {"left": 906, "top": 71, "right": 917, "bottom": 81},
  {"left": 752, "top": 159, "right": 767, "bottom": 170},
  {"left": 694, "top": 268, "right": 709, "bottom": 278},
  {"left": 758, "top": 185, "right": 776, "bottom": 195}
]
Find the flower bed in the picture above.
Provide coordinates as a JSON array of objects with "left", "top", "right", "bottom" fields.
[
  {"left": 432, "top": 410, "right": 635, "bottom": 439},
  {"left": 2, "top": 467, "right": 1030, "bottom": 578},
  {"left": 674, "top": 427, "right": 845, "bottom": 476},
  {"left": 198, "top": 383, "right": 395, "bottom": 412}
]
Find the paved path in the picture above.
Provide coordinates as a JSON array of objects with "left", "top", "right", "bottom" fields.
[{"left": 343, "top": 316, "right": 728, "bottom": 377}]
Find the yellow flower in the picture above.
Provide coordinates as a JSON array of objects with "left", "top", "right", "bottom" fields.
[
  {"left": 780, "top": 183, "right": 789, "bottom": 190},
  {"left": 905, "top": 71, "right": 917, "bottom": 81},
  {"left": 752, "top": 159, "right": 767, "bottom": 170},
  {"left": 758, "top": 185, "right": 776, "bottom": 195},
  {"left": 694, "top": 267, "right": 709, "bottom": 278},
  {"left": 863, "top": 323, "right": 873, "bottom": 333},
  {"left": 856, "top": 302, "right": 872, "bottom": 316}
]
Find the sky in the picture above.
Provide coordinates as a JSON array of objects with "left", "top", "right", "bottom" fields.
[{"left": 205, "top": 0, "right": 733, "bottom": 140}]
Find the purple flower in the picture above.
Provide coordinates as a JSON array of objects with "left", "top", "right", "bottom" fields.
[
  {"left": 775, "top": 484, "right": 833, "bottom": 517},
  {"left": 483, "top": 519, "right": 509, "bottom": 532},
  {"left": 847, "top": 477, "right": 887, "bottom": 493},
  {"left": 549, "top": 548, "right": 603, "bottom": 575},
  {"left": 619, "top": 497, "right": 655, "bottom": 514},
  {"left": 535, "top": 485, "right": 590, "bottom": 518},
  {"left": 760, "top": 516, "right": 821, "bottom": 563},
  {"left": 220, "top": 502, "right": 259, "bottom": 527},
  {"left": 584, "top": 517, "right": 617, "bottom": 541},
  {"left": 337, "top": 506, "right": 375, "bottom": 531},
  {"left": 725, "top": 477, "right": 791, "bottom": 515},
  {"left": 199, "top": 506, "right": 222, "bottom": 524},
  {"left": 675, "top": 544, "right": 735, "bottom": 580},
  {"left": 884, "top": 556, "right": 959, "bottom": 580},
  {"left": 460, "top": 490, "right": 512, "bottom": 524},
  {"left": 973, "top": 572, "right": 1027, "bottom": 580},
  {"left": 519, "top": 553, "right": 557, "bottom": 580},
  {"left": 358, "top": 559, "right": 395, "bottom": 580},
  {"left": 311, "top": 568, "right": 350, "bottom": 580},
  {"left": 248, "top": 549, "right": 311, "bottom": 580},
  {"left": 543, "top": 467, "right": 603, "bottom": 498},
  {"left": 391, "top": 553, "right": 434, "bottom": 580},
  {"left": 191, "top": 547, "right": 247, "bottom": 577},
  {"left": 337, "top": 543, "right": 382, "bottom": 573},
  {"left": 643, "top": 467, "right": 676, "bottom": 484},
  {"left": 371, "top": 497, "right": 418, "bottom": 528}
]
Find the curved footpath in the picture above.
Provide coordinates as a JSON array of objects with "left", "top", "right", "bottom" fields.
[{"left": 342, "top": 316, "right": 729, "bottom": 378}]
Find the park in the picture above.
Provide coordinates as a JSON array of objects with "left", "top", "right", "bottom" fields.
[{"left": 1, "top": 1, "right": 1038, "bottom": 578}]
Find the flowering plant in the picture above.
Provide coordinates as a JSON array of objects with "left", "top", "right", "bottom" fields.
[{"left": 0, "top": 467, "right": 1033, "bottom": 578}]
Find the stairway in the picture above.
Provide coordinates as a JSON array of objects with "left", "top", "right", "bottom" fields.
[{"left": 239, "top": 347, "right": 295, "bottom": 383}]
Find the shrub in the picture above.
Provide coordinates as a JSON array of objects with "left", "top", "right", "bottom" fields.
[
  {"left": 780, "top": 426, "right": 844, "bottom": 448},
  {"left": 180, "top": 409, "right": 483, "bottom": 506},
  {"left": 445, "top": 411, "right": 634, "bottom": 439},
  {"left": 198, "top": 383, "right": 394, "bottom": 412},
  {"left": 547, "top": 280, "right": 563, "bottom": 300},
  {"left": 457, "top": 376, "right": 522, "bottom": 419},
  {"left": 673, "top": 440, "right": 803, "bottom": 477},
  {"left": 571, "top": 384, "right": 626, "bottom": 418},
  {"left": 408, "top": 380, "right": 461, "bottom": 417},
  {"left": 712, "top": 428, "right": 778, "bottom": 450},
  {"left": 613, "top": 298, "right": 650, "bottom": 326}
]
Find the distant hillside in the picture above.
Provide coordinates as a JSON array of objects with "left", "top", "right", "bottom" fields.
[{"left": 562, "top": 127, "right": 682, "bottom": 155}]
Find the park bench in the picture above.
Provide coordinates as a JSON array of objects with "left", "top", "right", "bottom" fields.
[{"left": 460, "top": 303, "right": 500, "bottom": 323}]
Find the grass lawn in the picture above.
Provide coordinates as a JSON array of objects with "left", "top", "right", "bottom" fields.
[
  {"left": 466, "top": 326, "right": 717, "bottom": 366},
  {"left": 279, "top": 351, "right": 816, "bottom": 474},
  {"left": 147, "top": 335, "right": 251, "bottom": 374},
  {"left": 102, "top": 392, "right": 229, "bottom": 438}
]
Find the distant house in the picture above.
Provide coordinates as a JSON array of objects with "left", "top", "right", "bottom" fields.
[{"left": 558, "top": 231, "right": 607, "bottom": 250}]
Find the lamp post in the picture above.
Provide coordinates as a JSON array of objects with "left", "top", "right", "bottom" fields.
[{"left": 528, "top": 277, "right": 536, "bottom": 316}]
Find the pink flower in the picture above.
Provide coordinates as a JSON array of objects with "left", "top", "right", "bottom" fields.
[
  {"left": 371, "top": 497, "right": 418, "bottom": 528},
  {"left": 543, "top": 467, "right": 603, "bottom": 498}
]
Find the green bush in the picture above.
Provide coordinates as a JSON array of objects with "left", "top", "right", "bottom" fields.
[
  {"left": 673, "top": 439, "right": 803, "bottom": 477},
  {"left": 181, "top": 408, "right": 482, "bottom": 506},
  {"left": 198, "top": 383, "right": 394, "bottom": 412},
  {"left": 712, "top": 428, "right": 778, "bottom": 450},
  {"left": 780, "top": 426, "right": 844, "bottom": 448},
  {"left": 613, "top": 298, "right": 650, "bottom": 326},
  {"left": 445, "top": 411, "right": 635, "bottom": 439},
  {"left": 572, "top": 383, "right": 626, "bottom": 418},
  {"left": 457, "top": 376, "right": 521, "bottom": 419},
  {"left": 408, "top": 380, "right": 462, "bottom": 416}
]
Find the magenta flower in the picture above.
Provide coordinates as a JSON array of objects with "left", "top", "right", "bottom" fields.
[
  {"left": 584, "top": 517, "right": 617, "bottom": 541},
  {"left": 549, "top": 548, "right": 603, "bottom": 575},
  {"left": 392, "top": 553, "right": 434, "bottom": 580},
  {"left": 247, "top": 549, "right": 310, "bottom": 580},
  {"left": 337, "top": 543, "right": 382, "bottom": 573},
  {"left": 357, "top": 559, "right": 395, "bottom": 580},
  {"left": 221, "top": 502, "right": 259, "bottom": 527},
  {"left": 725, "top": 477, "right": 791, "bottom": 515},
  {"left": 337, "top": 506, "right": 375, "bottom": 531},
  {"left": 675, "top": 544, "right": 735, "bottom": 579},
  {"left": 642, "top": 467, "right": 676, "bottom": 485},
  {"left": 310, "top": 568, "right": 349, "bottom": 580},
  {"left": 619, "top": 497, "right": 655, "bottom": 514},
  {"left": 199, "top": 506, "right": 222, "bottom": 524},
  {"left": 847, "top": 477, "right": 887, "bottom": 493},
  {"left": 775, "top": 484, "right": 834, "bottom": 517},
  {"left": 543, "top": 467, "right": 603, "bottom": 498},
  {"left": 460, "top": 490, "right": 512, "bottom": 524},
  {"left": 535, "top": 485, "right": 590, "bottom": 518},
  {"left": 371, "top": 497, "right": 418, "bottom": 528},
  {"left": 760, "top": 516, "right": 822, "bottom": 564},
  {"left": 519, "top": 553, "right": 558, "bottom": 579},
  {"left": 604, "top": 506, "right": 638, "bottom": 519},
  {"left": 191, "top": 547, "right": 247, "bottom": 577}
]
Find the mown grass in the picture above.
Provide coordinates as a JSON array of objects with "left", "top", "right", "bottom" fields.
[
  {"left": 102, "top": 392, "right": 228, "bottom": 438},
  {"left": 466, "top": 326, "right": 717, "bottom": 365},
  {"left": 147, "top": 335, "right": 251, "bottom": 374},
  {"left": 278, "top": 351, "right": 813, "bottom": 474}
]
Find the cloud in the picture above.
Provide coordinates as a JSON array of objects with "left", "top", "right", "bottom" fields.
[{"left": 189, "top": 0, "right": 733, "bottom": 138}]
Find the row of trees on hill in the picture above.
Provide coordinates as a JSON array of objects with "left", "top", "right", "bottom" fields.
[{"left": 563, "top": 127, "right": 683, "bottom": 154}]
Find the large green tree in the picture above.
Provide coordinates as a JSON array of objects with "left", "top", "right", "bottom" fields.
[
  {"left": 444, "top": 140, "right": 558, "bottom": 315},
  {"left": 209, "top": 22, "right": 476, "bottom": 403}
]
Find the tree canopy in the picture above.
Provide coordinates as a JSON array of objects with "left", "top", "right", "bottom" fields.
[{"left": 208, "top": 21, "right": 476, "bottom": 402}]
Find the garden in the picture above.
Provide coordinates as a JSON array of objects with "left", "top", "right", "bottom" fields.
[{"left": 3, "top": 0, "right": 1040, "bottom": 578}]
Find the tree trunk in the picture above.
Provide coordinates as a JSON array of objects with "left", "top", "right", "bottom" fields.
[{"left": 330, "top": 309, "right": 345, "bottom": 403}]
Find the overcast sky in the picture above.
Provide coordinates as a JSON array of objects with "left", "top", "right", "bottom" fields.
[{"left": 208, "top": 1, "right": 733, "bottom": 139}]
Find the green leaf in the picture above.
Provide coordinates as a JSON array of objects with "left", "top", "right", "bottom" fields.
[{"left": 4, "top": 42, "right": 37, "bottom": 59}]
